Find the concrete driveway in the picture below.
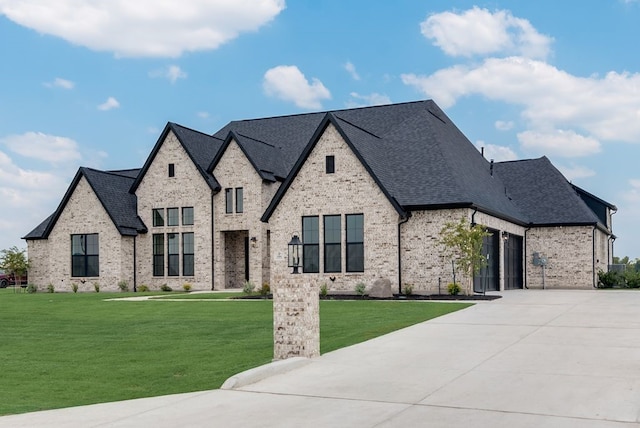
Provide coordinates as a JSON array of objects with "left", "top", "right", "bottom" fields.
[{"left": 2, "top": 289, "right": 639, "bottom": 427}]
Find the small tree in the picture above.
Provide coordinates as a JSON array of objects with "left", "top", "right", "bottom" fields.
[
  {"left": 439, "top": 218, "right": 490, "bottom": 295},
  {"left": 0, "top": 246, "right": 30, "bottom": 288}
]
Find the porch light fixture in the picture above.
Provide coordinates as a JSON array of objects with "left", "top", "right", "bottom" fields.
[
  {"left": 288, "top": 234, "right": 302, "bottom": 274},
  {"left": 501, "top": 231, "right": 509, "bottom": 241}
]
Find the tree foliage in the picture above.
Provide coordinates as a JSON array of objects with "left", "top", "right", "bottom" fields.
[
  {"left": 0, "top": 246, "right": 29, "bottom": 278},
  {"left": 439, "top": 217, "right": 490, "bottom": 294}
]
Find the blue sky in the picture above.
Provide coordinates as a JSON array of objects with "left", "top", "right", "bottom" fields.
[{"left": 1, "top": 0, "right": 639, "bottom": 258}]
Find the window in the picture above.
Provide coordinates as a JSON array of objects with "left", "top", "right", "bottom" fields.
[
  {"left": 182, "top": 207, "right": 194, "bottom": 225},
  {"left": 225, "top": 188, "right": 233, "bottom": 214},
  {"left": 168, "top": 233, "right": 179, "bottom": 276},
  {"left": 183, "top": 232, "right": 194, "bottom": 276},
  {"left": 168, "top": 163, "right": 175, "bottom": 177},
  {"left": 167, "top": 207, "right": 179, "bottom": 226},
  {"left": 235, "top": 188, "right": 243, "bottom": 213},
  {"left": 324, "top": 215, "right": 341, "bottom": 273},
  {"left": 71, "top": 234, "right": 99, "bottom": 277},
  {"left": 302, "top": 216, "right": 319, "bottom": 273},
  {"left": 326, "top": 155, "right": 335, "bottom": 174},
  {"left": 346, "top": 214, "right": 364, "bottom": 272},
  {"left": 152, "top": 208, "right": 164, "bottom": 227},
  {"left": 153, "top": 234, "right": 164, "bottom": 276}
]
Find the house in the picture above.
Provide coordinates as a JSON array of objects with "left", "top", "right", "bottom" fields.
[{"left": 24, "top": 100, "right": 616, "bottom": 293}]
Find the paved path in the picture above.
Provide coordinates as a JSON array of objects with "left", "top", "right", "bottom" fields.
[{"left": 2, "top": 289, "right": 640, "bottom": 427}]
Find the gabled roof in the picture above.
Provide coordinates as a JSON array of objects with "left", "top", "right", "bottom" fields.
[
  {"left": 24, "top": 168, "right": 146, "bottom": 240},
  {"left": 261, "top": 100, "right": 526, "bottom": 223},
  {"left": 130, "top": 122, "right": 223, "bottom": 193},
  {"left": 493, "top": 157, "right": 605, "bottom": 227}
]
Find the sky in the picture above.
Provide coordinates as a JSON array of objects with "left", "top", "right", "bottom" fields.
[{"left": 1, "top": 0, "right": 639, "bottom": 259}]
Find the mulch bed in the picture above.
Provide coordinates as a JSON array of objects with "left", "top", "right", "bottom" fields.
[{"left": 234, "top": 294, "right": 501, "bottom": 301}]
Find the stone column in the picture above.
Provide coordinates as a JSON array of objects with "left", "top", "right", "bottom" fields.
[{"left": 273, "top": 278, "right": 319, "bottom": 360}]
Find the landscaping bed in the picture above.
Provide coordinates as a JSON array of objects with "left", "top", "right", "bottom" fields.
[{"left": 235, "top": 293, "right": 501, "bottom": 301}]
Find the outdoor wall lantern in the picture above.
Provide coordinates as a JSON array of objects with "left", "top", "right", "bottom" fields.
[
  {"left": 288, "top": 234, "right": 302, "bottom": 274},
  {"left": 501, "top": 231, "right": 509, "bottom": 241}
]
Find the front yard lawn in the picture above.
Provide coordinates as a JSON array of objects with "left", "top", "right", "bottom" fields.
[{"left": 0, "top": 289, "right": 470, "bottom": 415}]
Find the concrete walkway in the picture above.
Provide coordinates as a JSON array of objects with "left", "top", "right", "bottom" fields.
[{"left": 2, "top": 289, "right": 640, "bottom": 427}]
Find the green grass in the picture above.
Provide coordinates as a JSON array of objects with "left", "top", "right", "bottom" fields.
[
  {"left": 153, "top": 292, "right": 246, "bottom": 299},
  {"left": 0, "top": 289, "right": 470, "bottom": 415}
]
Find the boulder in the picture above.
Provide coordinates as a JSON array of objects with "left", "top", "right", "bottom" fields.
[{"left": 369, "top": 278, "right": 393, "bottom": 298}]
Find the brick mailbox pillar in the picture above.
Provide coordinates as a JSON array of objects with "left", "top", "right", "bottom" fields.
[{"left": 273, "top": 279, "right": 320, "bottom": 360}]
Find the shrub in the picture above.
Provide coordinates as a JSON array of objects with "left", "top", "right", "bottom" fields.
[
  {"left": 138, "top": 284, "right": 150, "bottom": 292},
  {"left": 623, "top": 270, "right": 640, "bottom": 289},
  {"left": 355, "top": 282, "right": 366, "bottom": 297},
  {"left": 403, "top": 283, "right": 414, "bottom": 296},
  {"left": 447, "top": 282, "right": 461, "bottom": 296},
  {"left": 93, "top": 282, "right": 100, "bottom": 293},
  {"left": 259, "top": 282, "right": 270, "bottom": 297},
  {"left": 160, "top": 284, "right": 172, "bottom": 292},
  {"left": 118, "top": 280, "right": 129, "bottom": 292},
  {"left": 26, "top": 284, "right": 37, "bottom": 294},
  {"left": 243, "top": 280, "right": 255, "bottom": 294},
  {"left": 46, "top": 283, "right": 55, "bottom": 293},
  {"left": 182, "top": 283, "right": 192, "bottom": 292},
  {"left": 71, "top": 283, "right": 79, "bottom": 293},
  {"left": 319, "top": 283, "right": 328, "bottom": 298},
  {"left": 597, "top": 270, "right": 620, "bottom": 288}
]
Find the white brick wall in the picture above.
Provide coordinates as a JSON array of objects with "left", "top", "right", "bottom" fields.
[{"left": 135, "top": 130, "right": 214, "bottom": 291}]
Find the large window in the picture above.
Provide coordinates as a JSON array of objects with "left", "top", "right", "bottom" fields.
[
  {"left": 235, "top": 188, "right": 243, "bottom": 213},
  {"left": 324, "top": 215, "right": 341, "bottom": 273},
  {"left": 182, "top": 207, "right": 194, "bottom": 225},
  {"left": 152, "top": 208, "right": 164, "bottom": 227},
  {"left": 302, "top": 216, "right": 319, "bottom": 273},
  {"left": 153, "top": 234, "right": 164, "bottom": 276},
  {"left": 71, "top": 234, "right": 99, "bottom": 277},
  {"left": 346, "top": 214, "right": 364, "bottom": 272},
  {"left": 183, "top": 233, "right": 194, "bottom": 276},
  {"left": 225, "top": 188, "right": 233, "bottom": 213},
  {"left": 167, "top": 207, "right": 179, "bottom": 226},
  {"left": 168, "top": 233, "right": 179, "bottom": 276}
]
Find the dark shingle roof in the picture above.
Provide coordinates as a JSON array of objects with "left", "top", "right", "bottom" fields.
[
  {"left": 23, "top": 168, "right": 146, "bottom": 239},
  {"left": 493, "top": 157, "right": 603, "bottom": 226}
]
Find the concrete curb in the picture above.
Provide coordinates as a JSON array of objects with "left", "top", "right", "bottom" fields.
[{"left": 221, "top": 357, "right": 312, "bottom": 390}]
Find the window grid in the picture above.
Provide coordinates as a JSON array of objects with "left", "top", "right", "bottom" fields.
[
  {"left": 153, "top": 234, "right": 164, "bottom": 276},
  {"left": 168, "top": 233, "right": 179, "bottom": 276},
  {"left": 346, "top": 214, "right": 364, "bottom": 272},
  {"left": 302, "top": 216, "right": 319, "bottom": 273},
  {"left": 182, "top": 207, "right": 194, "bottom": 225},
  {"left": 182, "top": 233, "right": 194, "bottom": 276},
  {"left": 324, "top": 215, "right": 341, "bottom": 273},
  {"left": 152, "top": 208, "right": 164, "bottom": 227},
  {"left": 167, "top": 207, "right": 179, "bottom": 226},
  {"left": 71, "top": 234, "right": 99, "bottom": 277}
]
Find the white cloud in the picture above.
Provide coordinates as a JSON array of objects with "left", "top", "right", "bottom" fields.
[
  {"left": 402, "top": 56, "right": 640, "bottom": 146},
  {"left": 149, "top": 65, "right": 187, "bottom": 83},
  {"left": 263, "top": 65, "right": 331, "bottom": 109},
  {"left": 346, "top": 92, "right": 391, "bottom": 108},
  {"left": 0, "top": 0, "right": 285, "bottom": 58},
  {"left": 98, "top": 97, "right": 120, "bottom": 111},
  {"left": 495, "top": 120, "right": 514, "bottom": 131},
  {"left": 518, "top": 129, "right": 601, "bottom": 157},
  {"left": 0, "top": 149, "right": 73, "bottom": 251},
  {"left": 556, "top": 164, "right": 596, "bottom": 181},
  {"left": 420, "top": 7, "right": 552, "bottom": 59},
  {"left": 44, "top": 77, "right": 74, "bottom": 89},
  {"left": 345, "top": 62, "right": 360, "bottom": 80},
  {"left": 197, "top": 111, "right": 209, "bottom": 119},
  {"left": 475, "top": 141, "right": 518, "bottom": 162},
  {"left": 1, "top": 132, "right": 81, "bottom": 164}
]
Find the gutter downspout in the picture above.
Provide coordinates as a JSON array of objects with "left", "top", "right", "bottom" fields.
[
  {"left": 523, "top": 227, "right": 530, "bottom": 289},
  {"left": 133, "top": 235, "right": 137, "bottom": 292},
  {"left": 397, "top": 212, "right": 411, "bottom": 294},
  {"left": 211, "top": 192, "right": 215, "bottom": 290},
  {"left": 592, "top": 225, "right": 597, "bottom": 288}
]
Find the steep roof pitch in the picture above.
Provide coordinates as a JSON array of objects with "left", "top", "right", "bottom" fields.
[
  {"left": 130, "top": 122, "right": 223, "bottom": 193},
  {"left": 23, "top": 168, "right": 146, "bottom": 239},
  {"left": 493, "top": 157, "right": 605, "bottom": 227},
  {"left": 261, "top": 100, "right": 526, "bottom": 223}
]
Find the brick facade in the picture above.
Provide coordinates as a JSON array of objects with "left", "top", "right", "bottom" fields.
[
  {"left": 135, "top": 130, "right": 214, "bottom": 290},
  {"left": 27, "top": 177, "right": 133, "bottom": 292},
  {"left": 268, "top": 123, "right": 400, "bottom": 293}
]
